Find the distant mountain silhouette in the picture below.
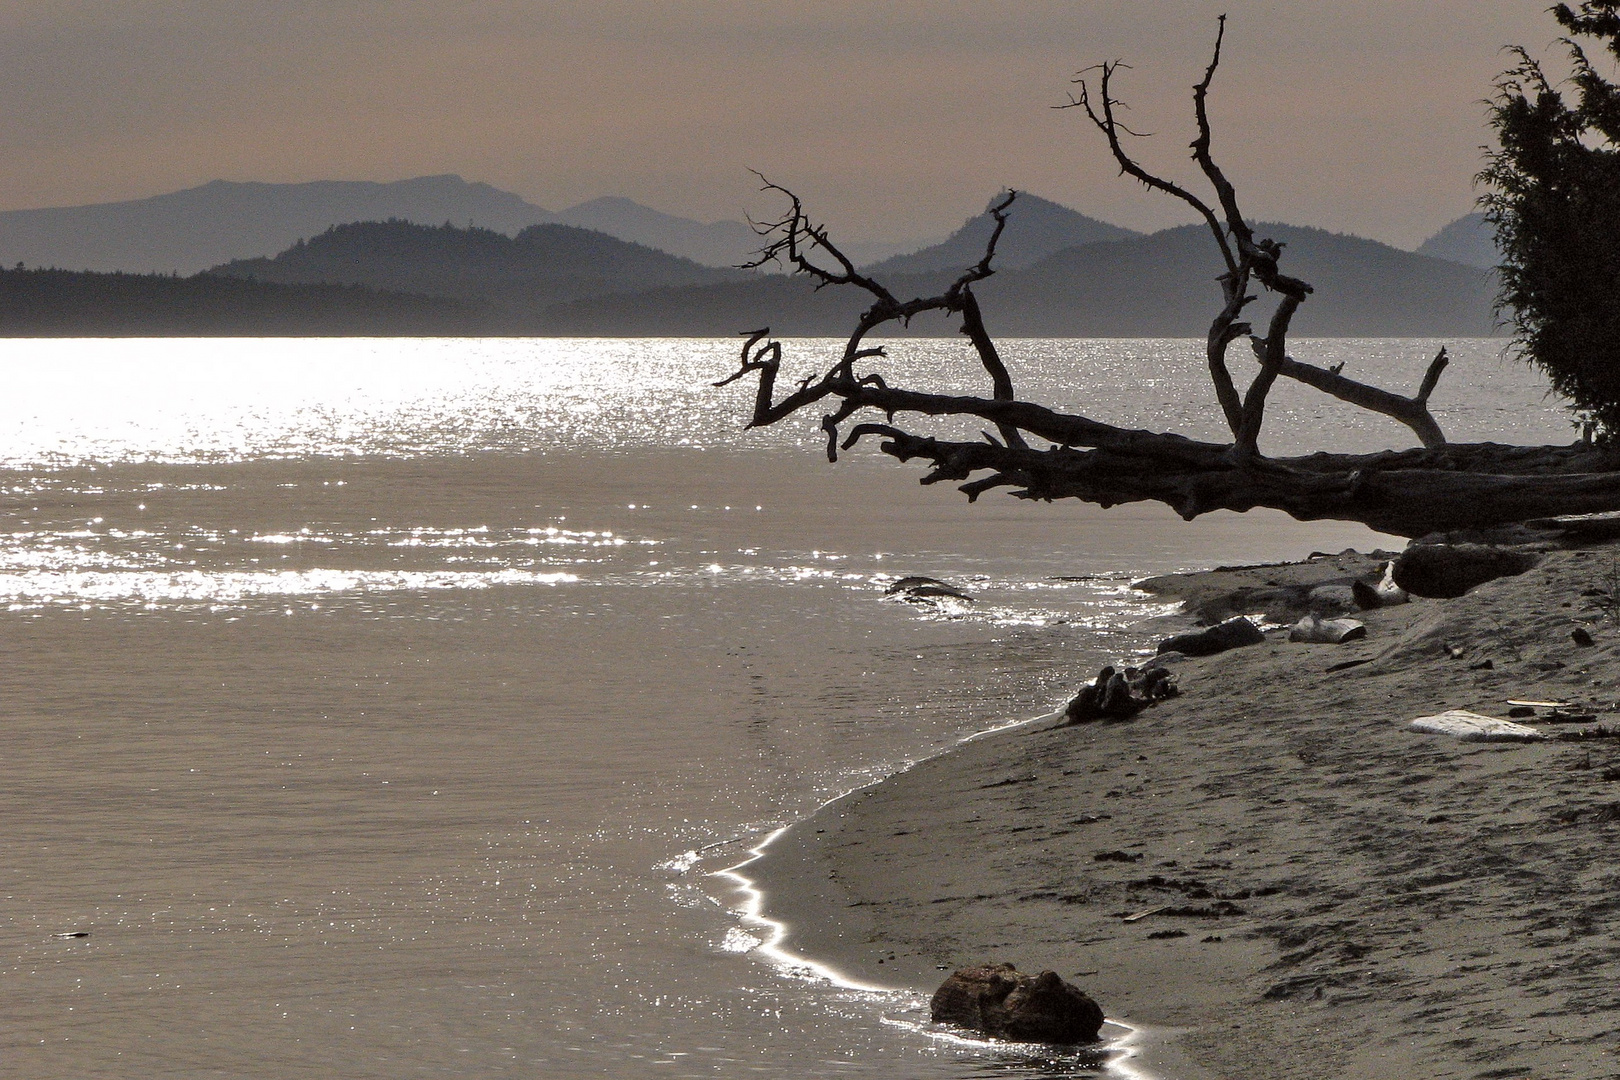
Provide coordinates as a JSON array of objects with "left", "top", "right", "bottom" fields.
[
  {"left": 1416, "top": 212, "right": 1499, "bottom": 270},
  {"left": 0, "top": 175, "right": 553, "bottom": 275},
  {"left": 5, "top": 213, "right": 1500, "bottom": 338},
  {"left": 863, "top": 193, "right": 1140, "bottom": 278},
  {"left": 549, "top": 196, "right": 759, "bottom": 268},
  {"left": 972, "top": 222, "right": 1499, "bottom": 337},
  {"left": 209, "top": 219, "right": 752, "bottom": 319},
  {"left": 547, "top": 195, "right": 940, "bottom": 268},
  {"left": 551, "top": 222, "right": 1500, "bottom": 338},
  {"left": 0, "top": 176, "right": 944, "bottom": 277},
  {"left": 0, "top": 265, "right": 480, "bottom": 336}
]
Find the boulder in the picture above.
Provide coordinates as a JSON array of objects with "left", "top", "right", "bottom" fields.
[
  {"left": 930, "top": 963, "right": 1105, "bottom": 1044},
  {"left": 1391, "top": 545, "right": 1540, "bottom": 599},
  {"left": 1191, "top": 585, "right": 1308, "bottom": 625},
  {"left": 884, "top": 576, "right": 974, "bottom": 602},
  {"left": 1307, "top": 584, "right": 1359, "bottom": 616},
  {"left": 1157, "top": 616, "right": 1265, "bottom": 657}
]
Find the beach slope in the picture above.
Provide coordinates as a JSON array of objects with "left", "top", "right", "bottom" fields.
[{"left": 755, "top": 546, "right": 1620, "bottom": 1079}]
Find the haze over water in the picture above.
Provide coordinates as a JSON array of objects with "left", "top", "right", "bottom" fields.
[{"left": 0, "top": 337, "right": 1571, "bottom": 1078}]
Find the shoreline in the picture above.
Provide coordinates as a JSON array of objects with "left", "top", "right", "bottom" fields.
[
  {"left": 746, "top": 542, "right": 1620, "bottom": 1079},
  {"left": 719, "top": 735, "right": 1170, "bottom": 1079},
  {"left": 735, "top": 722, "right": 1219, "bottom": 1080}
]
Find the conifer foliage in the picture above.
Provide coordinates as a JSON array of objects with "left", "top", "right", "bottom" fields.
[{"left": 1483, "top": 1, "right": 1620, "bottom": 436}]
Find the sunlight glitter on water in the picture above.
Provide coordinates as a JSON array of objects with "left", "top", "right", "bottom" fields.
[
  {"left": 0, "top": 567, "right": 582, "bottom": 609},
  {"left": 0, "top": 337, "right": 762, "bottom": 464},
  {"left": 0, "top": 336, "right": 1575, "bottom": 1080},
  {"left": 0, "top": 336, "right": 1576, "bottom": 466}
]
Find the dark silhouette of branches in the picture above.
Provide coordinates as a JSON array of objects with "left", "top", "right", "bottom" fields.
[{"left": 717, "top": 17, "right": 1620, "bottom": 538}]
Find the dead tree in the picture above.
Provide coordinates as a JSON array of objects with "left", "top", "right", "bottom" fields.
[{"left": 718, "top": 18, "right": 1620, "bottom": 539}]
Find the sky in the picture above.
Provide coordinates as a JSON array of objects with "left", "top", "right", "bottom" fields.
[{"left": 0, "top": 2, "right": 1589, "bottom": 248}]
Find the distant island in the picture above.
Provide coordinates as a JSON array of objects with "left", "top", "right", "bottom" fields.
[
  {"left": 0, "top": 264, "right": 479, "bottom": 336},
  {"left": 0, "top": 181, "right": 1503, "bottom": 338}
]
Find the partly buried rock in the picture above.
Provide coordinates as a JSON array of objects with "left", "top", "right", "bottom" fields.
[
  {"left": 1392, "top": 544, "right": 1540, "bottom": 599},
  {"left": 1158, "top": 616, "right": 1265, "bottom": 657},
  {"left": 1288, "top": 614, "right": 1367, "bottom": 644},
  {"left": 930, "top": 963, "right": 1105, "bottom": 1044}
]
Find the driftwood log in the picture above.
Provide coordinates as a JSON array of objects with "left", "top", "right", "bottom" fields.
[{"left": 718, "top": 17, "right": 1620, "bottom": 539}]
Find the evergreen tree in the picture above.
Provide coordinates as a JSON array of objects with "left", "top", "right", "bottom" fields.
[{"left": 1482, "top": 1, "right": 1620, "bottom": 437}]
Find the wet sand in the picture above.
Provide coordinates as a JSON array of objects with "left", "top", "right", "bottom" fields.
[{"left": 754, "top": 544, "right": 1620, "bottom": 1079}]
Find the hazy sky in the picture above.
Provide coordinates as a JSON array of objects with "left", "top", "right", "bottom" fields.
[{"left": 0, "top": 2, "right": 1586, "bottom": 247}]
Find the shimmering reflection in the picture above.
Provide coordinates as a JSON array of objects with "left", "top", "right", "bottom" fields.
[
  {"left": 0, "top": 336, "right": 1574, "bottom": 467},
  {"left": 0, "top": 337, "right": 1573, "bottom": 1080}
]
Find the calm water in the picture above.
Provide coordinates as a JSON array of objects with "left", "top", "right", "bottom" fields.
[{"left": 0, "top": 338, "right": 1571, "bottom": 1079}]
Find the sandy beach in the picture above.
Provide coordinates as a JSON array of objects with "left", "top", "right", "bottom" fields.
[{"left": 754, "top": 542, "right": 1620, "bottom": 1079}]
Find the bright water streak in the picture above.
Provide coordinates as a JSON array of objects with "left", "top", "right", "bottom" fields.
[{"left": 0, "top": 338, "right": 1573, "bottom": 1079}]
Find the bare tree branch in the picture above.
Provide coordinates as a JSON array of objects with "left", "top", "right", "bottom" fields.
[
  {"left": 1065, "top": 51, "right": 1255, "bottom": 435},
  {"left": 1256, "top": 346, "right": 1450, "bottom": 449},
  {"left": 714, "top": 20, "right": 1619, "bottom": 539}
]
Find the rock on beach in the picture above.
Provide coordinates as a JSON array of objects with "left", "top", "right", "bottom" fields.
[
  {"left": 1392, "top": 543, "right": 1540, "bottom": 598},
  {"left": 1156, "top": 616, "right": 1265, "bottom": 657},
  {"left": 930, "top": 963, "right": 1105, "bottom": 1044}
]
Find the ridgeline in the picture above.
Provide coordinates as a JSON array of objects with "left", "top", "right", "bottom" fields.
[{"left": 0, "top": 212, "right": 1501, "bottom": 338}]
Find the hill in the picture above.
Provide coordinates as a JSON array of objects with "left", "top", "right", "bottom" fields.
[
  {"left": 548, "top": 196, "right": 760, "bottom": 268},
  {"left": 972, "top": 222, "right": 1499, "bottom": 337},
  {"left": 0, "top": 175, "right": 552, "bottom": 275},
  {"left": 0, "top": 265, "right": 481, "bottom": 336},
  {"left": 210, "top": 220, "right": 753, "bottom": 318},
  {"left": 863, "top": 193, "right": 1140, "bottom": 278},
  {"left": 1415, "top": 212, "right": 1498, "bottom": 270},
  {"left": 552, "top": 222, "right": 1500, "bottom": 338}
]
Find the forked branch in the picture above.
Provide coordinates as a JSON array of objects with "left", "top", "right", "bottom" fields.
[{"left": 1257, "top": 346, "right": 1451, "bottom": 449}]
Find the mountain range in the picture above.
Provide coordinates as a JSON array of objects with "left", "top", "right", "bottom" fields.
[
  {"left": 192, "top": 212, "right": 1497, "bottom": 337},
  {"left": 0, "top": 176, "right": 1505, "bottom": 338},
  {"left": 0, "top": 171, "right": 1500, "bottom": 277},
  {"left": 0, "top": 175, "right": 935, "bottom": 275},
  {"left": 544, "top": 220, "right": 1498, "bottom": 338}
]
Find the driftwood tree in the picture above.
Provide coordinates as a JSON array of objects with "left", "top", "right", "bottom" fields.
[{"left": 718, "top": 18, "right": 1620, "bottom": 538}]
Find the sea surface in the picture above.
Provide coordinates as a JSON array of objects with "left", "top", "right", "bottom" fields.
[{"left": 0, "top": 337, "right": 1573, "bottom": 1079}]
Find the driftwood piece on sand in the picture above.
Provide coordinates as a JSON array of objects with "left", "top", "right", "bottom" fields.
[
  {"left": 1408, "top": 710, "right": 1547, "bottom": 742},
  {"left": 1065, "top": 664, "right": 1179, "bottom": 723},
  {"left": 1289, "top": 614, "right": 1367, "bottom": 644}
]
